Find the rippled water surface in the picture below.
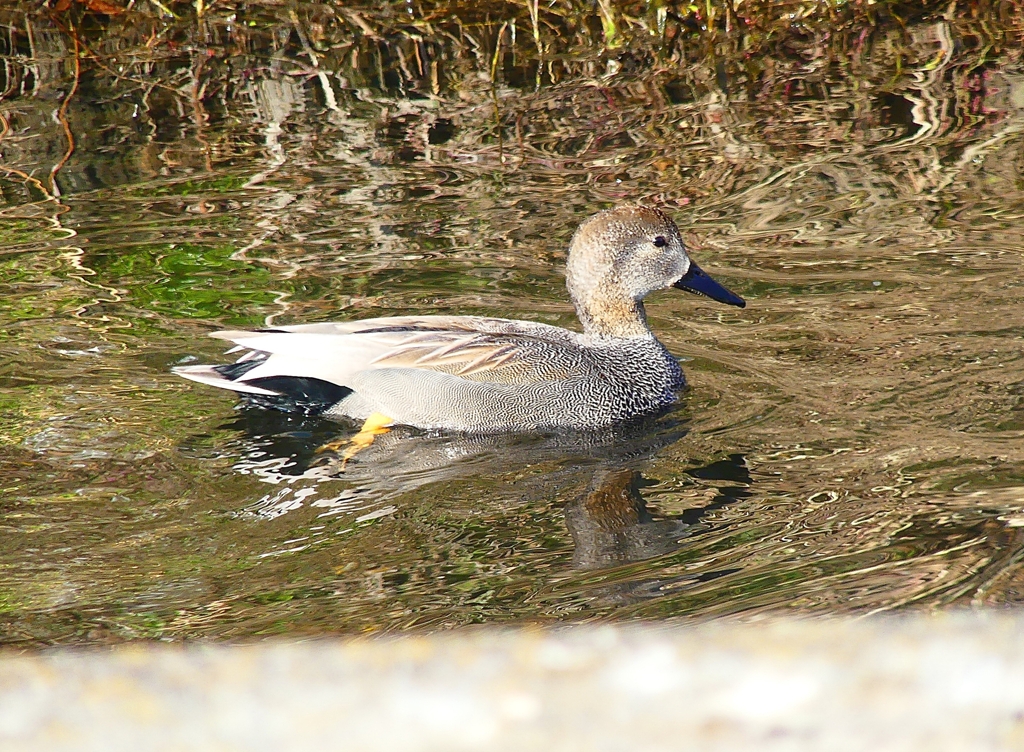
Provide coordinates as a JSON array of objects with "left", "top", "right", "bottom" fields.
[{"left": 4, "top": 3, "right": 1024, "bottom": 643}]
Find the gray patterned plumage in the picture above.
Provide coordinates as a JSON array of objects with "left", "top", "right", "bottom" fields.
[{"left": 173, "top": 205, "right": 746, "bottom": 431}]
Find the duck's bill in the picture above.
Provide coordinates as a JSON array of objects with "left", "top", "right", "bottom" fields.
[{"left": 673, "top": 262, "right": 746, "bottom": 308}]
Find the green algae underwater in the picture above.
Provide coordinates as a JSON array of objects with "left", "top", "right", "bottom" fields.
[{"left": 3, "top": 0, "right": 1024, "bottom": 643}]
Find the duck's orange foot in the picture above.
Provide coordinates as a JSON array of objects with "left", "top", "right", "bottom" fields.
[{"left": 316, "top": 412, "right": 394, "bottom": 468}]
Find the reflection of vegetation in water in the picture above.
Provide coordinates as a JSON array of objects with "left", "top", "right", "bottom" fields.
[
  {"left": 1, "top": 0, "right": 1017, "bottom": 202},
  {"left": 95, "top": 242, "right": 278, "bottom": 322},
  {"left": 2, "top": 0, "right": 1015, "bottom": 323}
]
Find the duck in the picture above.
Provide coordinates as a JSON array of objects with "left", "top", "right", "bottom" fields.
[{"left": 173, "top": 205, "right": 745, "bottom": 435}]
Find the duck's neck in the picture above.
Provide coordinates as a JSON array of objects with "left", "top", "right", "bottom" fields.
[{"left": 573, "top": 291, "right": 653, "bottom": 339}]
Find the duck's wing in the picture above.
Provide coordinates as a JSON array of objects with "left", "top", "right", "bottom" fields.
[
  {"left": 173, "top": 315, "right": 596, "bottom": 396},
  {"left": 266, "top": 315, "right": 581, "bottom": 345}
]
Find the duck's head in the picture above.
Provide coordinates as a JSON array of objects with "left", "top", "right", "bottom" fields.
[{"left": 565, "top": 205, "right": 745, "bottom": 338}]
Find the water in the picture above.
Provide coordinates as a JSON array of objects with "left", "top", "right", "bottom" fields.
[{"left": 3, "top": 3, "right": 1024, "bottom": 644}]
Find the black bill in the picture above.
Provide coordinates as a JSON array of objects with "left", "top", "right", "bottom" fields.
[{"left": 673, "top": 261, "right": 746, "bottom": 308}]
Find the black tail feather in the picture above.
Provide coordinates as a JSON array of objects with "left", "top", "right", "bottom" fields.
[
  {"left": 214, "top": 355, "right": 269, "bottom": 380},
  {"left": 242, "top": 376, "right": 352, "bottom": 416}
]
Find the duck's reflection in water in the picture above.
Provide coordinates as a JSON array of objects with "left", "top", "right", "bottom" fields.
[
  {"left": 206, "top": 409, "right": 753, "bottom": 591},
  {"left": 566, "top": 456, "right": 752, "bottom": 571},
  {"left": 566, "top": 469, "right": 687, "bottom": 570},
  {"left": 215, "top": 406, "right": 693, "bottom": 498}
]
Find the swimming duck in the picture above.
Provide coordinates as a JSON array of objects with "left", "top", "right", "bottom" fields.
[{"left": 174, "top": 205, "right": 745, "bottom": 433}]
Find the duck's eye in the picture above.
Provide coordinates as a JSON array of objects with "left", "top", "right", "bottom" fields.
[{"left": 653, "top": 236, "right": 668, "bottom": 248}]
